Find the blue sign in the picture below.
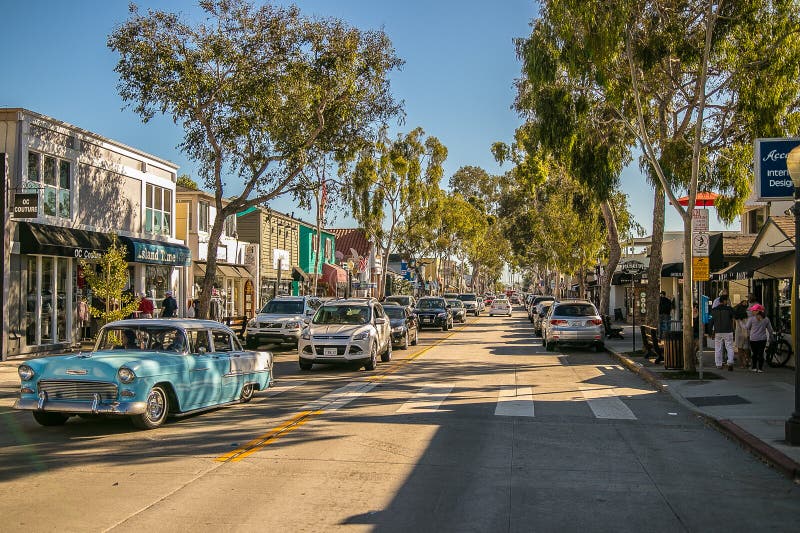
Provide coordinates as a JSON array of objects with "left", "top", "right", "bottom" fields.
[
  {"left": 400, "top": 260, "right": 408, "bottom": 276},
  {"left": 700, "top": 295, "right": 711, "bottom": 324},
  {"left": 755, "top": 138, "right": 800, "bottom": 201}
]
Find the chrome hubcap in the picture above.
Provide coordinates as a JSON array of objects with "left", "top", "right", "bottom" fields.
[{"left": 146, "top": 390, "right": 165, "bottom": 421}]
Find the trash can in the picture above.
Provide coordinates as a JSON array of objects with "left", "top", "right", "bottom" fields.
[{"left": 663, "top": 330, "right": 683, "bottom": 369}]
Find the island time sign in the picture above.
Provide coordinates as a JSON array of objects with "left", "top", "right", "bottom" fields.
[{"left": 754, "top": 138, "right": 800, "bottom": 201}]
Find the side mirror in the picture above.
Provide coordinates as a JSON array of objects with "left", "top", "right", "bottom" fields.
[
  {"left": 197, "top": 346, "right": 207, "bottom": 355},
  {"left": 375, "top": 317, "right": 387, "bottom": 325}
]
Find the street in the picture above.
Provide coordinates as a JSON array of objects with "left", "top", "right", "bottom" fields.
[{"left": 1, "top": 308, "right": 799, "bottom": 533}]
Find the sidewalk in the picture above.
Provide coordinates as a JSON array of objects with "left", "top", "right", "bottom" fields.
[{"left": 605, "top": 323, "right": 800, "bottom": 480}]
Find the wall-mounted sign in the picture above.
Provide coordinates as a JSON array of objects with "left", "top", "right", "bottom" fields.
[
  {"left": 620, "top": 260, "right": 646, "bottom": 275},
  {"left": 273, "top": 248, "right": 290, "bottom": 270},
  {"left": 754, "top": 137, "right": 800, "bottom": 201},
  {"left": 12, "top": 193, "right": 38, "bottom": 218}
]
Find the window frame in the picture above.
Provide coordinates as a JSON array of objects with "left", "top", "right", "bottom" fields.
[
  {"left": 28, "top": 150, "right": 72, "bottom": 219},
  {"left": 144, "top": 183, "right": 173, "bottom": 236}
]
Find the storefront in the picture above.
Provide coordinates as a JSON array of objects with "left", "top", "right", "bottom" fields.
[
  {"left": 192, "top": 261, "right": 253, "bottom": 319},
  {"left": 11, "top": 221, "right": 190, "bottom": 354}
]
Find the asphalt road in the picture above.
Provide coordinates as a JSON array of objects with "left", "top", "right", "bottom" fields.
[{"left": 1, "top": 309, "right": 799, "bottom": 532}]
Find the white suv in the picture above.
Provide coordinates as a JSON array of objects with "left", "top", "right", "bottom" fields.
[
  {"left": 298, "top": 298, "right": 392, "bottom": 371},
  {"left": 245, "top": 296, "right": 321, "bottom": 349}
]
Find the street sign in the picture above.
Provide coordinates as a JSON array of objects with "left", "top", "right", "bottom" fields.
[
  {"left": 693, "top": 257, "right": 710, "bottom": 281},
  {"left": 754, "top": 137, "right": 800, "bottom": 201},
  {"left": 692, "top": 208, "right": 709, "bottom": 232},
  {"left": 692, "top": 231, "right": 709, "bottom": 257}
]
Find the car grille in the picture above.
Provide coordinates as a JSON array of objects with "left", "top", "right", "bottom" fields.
[
  {"left": 259, "top": 322, "right": 283, "bottom": 329},
  {"left": 38, "top": 380, "right": 118, "bottom": 402},
  {"left": 315, "top": 345, "right": 347, "bottom": 356},
  {"left": 312, "top": 335, "right": 350, "bottom": 340}
]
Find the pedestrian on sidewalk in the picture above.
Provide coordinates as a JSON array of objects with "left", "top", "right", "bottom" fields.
[
  {"left": 138, "top": 292, "right": 154, "bottom": 319},
  {"left": 658, "top": 291, "right": 674, "bottom": 336},
  {"left": 161, "top": 291, "right": 178, "bottom": 318},
  {"left": 733, "top": 299, "right": 751, "bottom": 369},
  {"left": 710, "top": 294, "right": 736, "bottom": 370},
  {"left": 712, "top": 289, "right": 728, "bottom": 309},
  {"left": 746, "top": 304, "right": 773, "bottom": 373}
]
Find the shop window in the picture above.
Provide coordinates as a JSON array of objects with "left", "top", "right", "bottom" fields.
[
  {"left": 28, "top": 151, "right": 71, "bottom": 218},
  {"left": 145, "top": 183, "right": 172, "bottom": 236},
  {"left": 224, "top": 214, "right": 237, "bottom": 237},
  {"left": 146, "top": 265, "right": 173, "bottom": 308}
]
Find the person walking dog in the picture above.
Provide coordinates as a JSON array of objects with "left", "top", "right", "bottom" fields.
[
  {"left": 746, "top": 304, "right": 773, "bottom": 373},
  {"left": 710, "top": 294, "right": 736, "bottom": 370}
]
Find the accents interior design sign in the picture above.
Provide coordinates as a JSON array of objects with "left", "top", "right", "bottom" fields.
[{"left": 754, "top": 138, "right": 800, "bottom": 201}]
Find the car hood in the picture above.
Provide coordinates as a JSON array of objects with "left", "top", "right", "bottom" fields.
[
  {"left": 415, "top": 308, "right": 446, "bottom": 314},
  {"left": 309, "top": 324, "right": 365, "bottom": 336},
  {"left": 254, "top": 313, "right": 305, "bottom": 323},
  {"left": 389, "top": 318, "right": 406, "bottom": 328},
  {"left": 25, "top": 351, "right": 185, "bottom": 381}
]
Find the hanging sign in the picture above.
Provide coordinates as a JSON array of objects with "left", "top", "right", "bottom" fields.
[
  {"left": 12, "top": 193, "right": 38, "bottom": 218},
  {"left": 754, "top": 138, "right": 800, "bottom": 201}
]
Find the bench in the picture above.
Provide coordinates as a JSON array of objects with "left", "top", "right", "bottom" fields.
[
  {"left": 602, "top": 316, "right": 624, "bottom": 339},
  {"left": 640, "top": 325, "right": 663, "bottom": 361},
  {"left": 224, "top": 316, "right": 248, "bottom": 339}
]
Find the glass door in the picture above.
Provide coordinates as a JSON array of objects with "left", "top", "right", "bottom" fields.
[{"left": 41, "top": 257, "right": 54, "bottom": 344}]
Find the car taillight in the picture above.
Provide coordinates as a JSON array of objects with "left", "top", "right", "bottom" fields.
[
  {"left": 590, "top": 319, "right": 603, "bottom": 325},
  {"left": 550, "top": 319, "right": 567, "bottom": 325}
]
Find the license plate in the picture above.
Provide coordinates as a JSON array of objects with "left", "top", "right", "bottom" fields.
[
  {"left": 323, "top": 347, "right": 338, "bottom": 356},
  {"left": 569, "top": 321, "right": 581, "bottom": 327},
  {"left": 424, "top": 317, "right": 433, "bottom": 322}
]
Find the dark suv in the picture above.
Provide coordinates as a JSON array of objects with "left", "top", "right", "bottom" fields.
[{"left": 414, "top": 297, "right": 453, "bottom": 331}]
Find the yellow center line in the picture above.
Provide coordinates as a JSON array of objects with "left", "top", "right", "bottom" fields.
[{"left": 214, "top": 321, "right": 468, "bottom": 463}]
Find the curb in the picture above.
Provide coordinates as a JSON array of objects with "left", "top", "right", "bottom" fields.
[{"left": 606, "top": 346, "right": 800, "bottom": 482}]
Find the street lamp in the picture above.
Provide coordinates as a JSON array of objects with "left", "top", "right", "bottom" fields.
[{"left": 785, "top": 144, "right": 800, "bottom": 445}]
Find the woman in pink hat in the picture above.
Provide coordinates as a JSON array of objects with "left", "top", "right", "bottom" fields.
[{"left": 746, "top": 304, "right": 773, "bottom": 373}]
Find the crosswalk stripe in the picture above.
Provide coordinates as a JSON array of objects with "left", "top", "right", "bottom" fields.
[
  {"left": 579, "top": 386, "right": 637, "bottom": 420},
  {"left": 300, "top": 382, "right": 377, "bottom": 412},
  {"left": 494, "top": 385, "right": 535, "bottom": 417},
  {"left": 397, "top": 385, "right": 454, "bottom": 413},
  {"left": 264, "top": 381, "right": 307, "bottom": 397}
]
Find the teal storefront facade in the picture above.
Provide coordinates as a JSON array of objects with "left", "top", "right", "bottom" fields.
[{"left": 297, "top": 224, "right": 335, "bottom": 292}]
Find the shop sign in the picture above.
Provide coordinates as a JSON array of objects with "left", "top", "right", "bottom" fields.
[
  {"left": 754, "top": 137, "right": 800, "bottom": 201},
  {"left": 693, "top": 257, "right": 710, "bottom": 281},
  {"left": 132, "top": 241, "right": 191, "bottom": 266},
  {"left": 12, "top": 193, "right": 38, "bottom": 218},
  {"left": 620, "top": 260, "right": 646, "bottom": 275}
]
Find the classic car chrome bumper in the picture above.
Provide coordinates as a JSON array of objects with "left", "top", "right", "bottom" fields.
[{"left": 14, "top": 394, "right": 147, "bottom": 415}]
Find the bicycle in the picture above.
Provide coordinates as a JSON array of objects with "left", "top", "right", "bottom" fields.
[{"left": 766, "top": 329, "right": 793, "bottom": 368}]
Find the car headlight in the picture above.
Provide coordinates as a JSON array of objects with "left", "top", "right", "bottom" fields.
[
  {"left": 18, "top": 364, "right": 34, "bottom": 381},
  {"left": 352, "top": 331, "right": 370, "bottom": 341},
  {"left": 284, "top": 321, "right": 302, "bottom": 329},
  {"left": 437, "top": 312, "right": 446, "bottom": 318},
  {"left": 117, "top": 367, "right": 136, "bottom": 384}
]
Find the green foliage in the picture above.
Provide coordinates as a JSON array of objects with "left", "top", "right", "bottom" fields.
[
  {"left": 176, "top": 174, "right": 199, "bottom": 190},
  {"left": 79, "top": 235, "right": 139, "bottom": 325}
]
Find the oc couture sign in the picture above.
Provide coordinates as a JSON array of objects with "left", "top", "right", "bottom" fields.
[{"left": 13, "top": 193, "right": 38, "bottom": 218}]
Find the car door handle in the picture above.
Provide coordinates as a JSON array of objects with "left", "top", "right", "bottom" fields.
[{"left": 192, "top": 368, "right": 209, "bottom": 372}]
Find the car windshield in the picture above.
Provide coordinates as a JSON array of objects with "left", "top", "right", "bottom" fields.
[
  {"left": 386, "top": 296, "right": 410, "bottom": 306},
  {"left": 384, "top": 307, "right": 406, "bottom": 319},
  {"left": 554, "top": 304, "right": 597, "bottom": 317},
  {"left": 260, "top": 300, "right": 303, "bottom": 314},
  {"left": 313, "top": 305, "right": 371, "bottom": 325},
  {"left": 418, "top": 299, "right": 446, "bottom": 309},
  {"left": 446, "top": 300, "right": 463, "bottom": 308},
  {"left": 96, "top": 326, "right": 188, "bottom": 353},
  {"left": 458, "top": 294, "right": 476, "bottom": 301}
]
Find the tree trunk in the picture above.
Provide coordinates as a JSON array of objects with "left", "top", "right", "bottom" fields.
[
  {"left": 198, "top": 213, "right": 226, "bottom": 320},
  {"left": 599, "top": 200, "right": 621, "bottom": 316},
  {"left": 646, "top": 186, "right": 666, "bottom": 329},
  {"left": 313, "top": 186, "right": 323, "bottom": 297},
  {"left": 681, "top": 212, "right": 695, "bottom": 371}
]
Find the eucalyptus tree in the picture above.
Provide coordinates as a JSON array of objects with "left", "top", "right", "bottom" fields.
[
  {"left": 108, "top": 0, "right": 402, "bottom": 317},
  {"left": 527, "top": 0, "right": 800, "bottom": 369},
  {"left": 347, "top": 127, "right": 447, "bottom": 298}
]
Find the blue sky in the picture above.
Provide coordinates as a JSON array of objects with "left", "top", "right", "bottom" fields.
[{"left": 2, "top": 0, "right": 733, "bottom": 234}]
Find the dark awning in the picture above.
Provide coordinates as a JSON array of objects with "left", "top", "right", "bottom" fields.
[
  {"left": 712, "top": 251, "right": 793, "bottom": 280},
  {"left": 18, "top": 221, "right": 113, "bottom": 259},
  {"left": 118, "top": 235, "right": 191, "bottom": 266},
  {"left": 661, "top": 262, "right": 684, "bottom": 278},
  {"left": 292, "top": 266, "right": 308, "bottom": 282}
]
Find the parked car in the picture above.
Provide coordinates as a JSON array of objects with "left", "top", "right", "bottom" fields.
[
  {"left": 446, "top": 299, "right": 467, "bottom": 323},
  {"left": 489, "top": 297, "right": 512, "bottom": 317},
  {"left": 541, "top": 300, "right": 604, "bottom": 351},
  {"left": 298, "top": 298, "right": 392, "bottom": 371},
  {"left": 384, "top": 294, "right": 416, "bottom": 311},
  {"left": 527, "top": 295, "right": 555, "bottom": 322},
  {"left": 414, "top": 297, "right": 453, "bottom": 331},
  {"left": 384, "top": 304, "right": 419, "bottom": 349},
  {"left": 532, "top": 300, "right": 555, "bottom": 336},
  {"left": 510, "top": 294, "right": 521, "bottom": 305},
  {"left": 14, "top": 319, "right": 273, "bottom": 429},
  {"left": 457, "top": 293, "right": 483, "bottom": 316},
  {"left": 244, "top": 296, "right": 321, "bottom": 348}
]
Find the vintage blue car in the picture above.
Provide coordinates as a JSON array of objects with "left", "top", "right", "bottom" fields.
[{"left": 14, "top": 319, "right": 274, "bottom": 429}]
